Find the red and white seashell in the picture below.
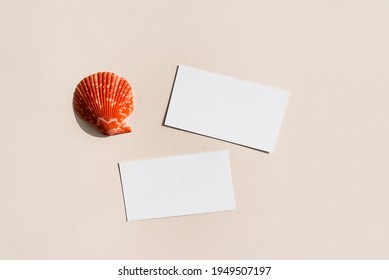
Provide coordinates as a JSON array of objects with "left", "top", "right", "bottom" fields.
[{"left": 73, "top": 72, "right": 134, "bottom": 136}]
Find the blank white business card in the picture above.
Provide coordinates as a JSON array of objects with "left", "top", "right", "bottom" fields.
[
  {"left": 164, "top": 65, "right": 289, "bottom": 152},
  {"left": 118, "top": 150, "right": 235, "bottom": 221}
]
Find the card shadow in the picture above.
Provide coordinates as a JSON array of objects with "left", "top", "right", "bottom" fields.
[
  {"left": 161, "top": 65, "right": 179, "bottom": 126},
  {"left": 117, "top": 164, "right": 129, "bottom": 222},
  {"left": 161, "top": 65, "right": 269, "bottom": 154}
]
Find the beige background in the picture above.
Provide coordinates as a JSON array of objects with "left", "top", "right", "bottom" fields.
[{"left": 0, "top": 0, "right": 388, "bottom": 259}]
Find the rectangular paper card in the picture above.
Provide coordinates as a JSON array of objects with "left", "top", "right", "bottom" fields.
[
  {"left": 119, "top": 150, "right": 235, "bottom": 221},
  {"left": 164, "top": 65, "right": 289, "bottom": 152}
]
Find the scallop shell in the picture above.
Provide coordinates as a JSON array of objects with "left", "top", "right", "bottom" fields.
[{"left": 73, "top": 72, "right": 134, "bottom": 136}]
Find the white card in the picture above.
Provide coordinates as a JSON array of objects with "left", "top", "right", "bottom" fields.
[
  {"left": 119, "top": 150, "right": 235, "bottom": 221},
  {"left": 164, "top": 65, "right": 289, "bottom": 152}
]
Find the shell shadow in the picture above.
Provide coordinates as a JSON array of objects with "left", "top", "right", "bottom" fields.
[{"left": 72, "top": 94, "right": 108, "bottom": 138}]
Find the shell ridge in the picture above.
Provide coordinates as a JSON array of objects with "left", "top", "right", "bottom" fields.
[
  {"left": 93, "top": 74, "right": 101, "bottom": 111},
  {"left": 84, "top": 77, "right": 98, "bottom": 123},
  {"left": 116, "top": 78, "right": 128, "bottom": 121},
  {"left": 112, "top": 74, "right": 119, "bottom": 107},
  {"left": 99, "top": 72, "right": 105, "bottom": 120},
  {"left": 76, "top": 80, "right": 95, "bottom": 124},
  {"left": 107, "top": 72, "right": 113, "bottom": 121},
  {"left": 104, "top": 72, "right": 111, "bottom": 120}
]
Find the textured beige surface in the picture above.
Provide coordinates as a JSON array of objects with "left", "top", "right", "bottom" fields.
[{"left": 0, "top": 0, "right": 388, "bottom": 259}]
